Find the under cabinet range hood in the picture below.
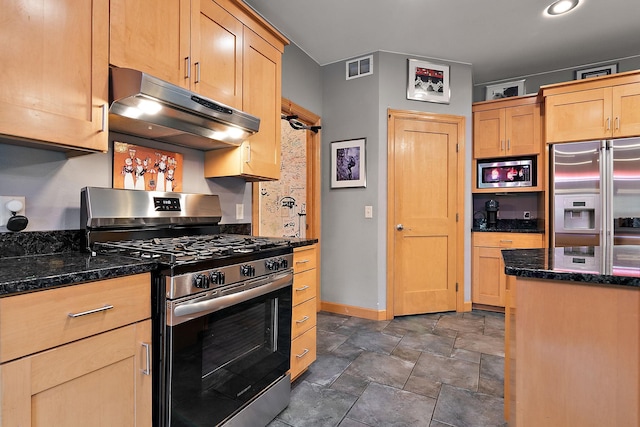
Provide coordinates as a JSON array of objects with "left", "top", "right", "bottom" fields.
[{"left": 108, "top": 68, "right": 260, "bottom": 150}]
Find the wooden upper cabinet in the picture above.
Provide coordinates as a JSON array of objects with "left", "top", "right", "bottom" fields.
[
  {"left": 473, "top": 95, "right": 541, "bottom": 159},
  {"left": 542, "top": 71, "right": 640, "bottom": 143},
  {"left": 191, "top": 0, "right": 243, "bottom": 108},
  {"left": 110, "top": 0, "right": 190, "bottom": 88},
  {"left": 0, "top": 0, "right": 109, "bottom": 153}
]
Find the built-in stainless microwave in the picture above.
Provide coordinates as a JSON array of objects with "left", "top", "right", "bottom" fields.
[{"left": 477, "top": 158, "right": 534, "bottom": 189}]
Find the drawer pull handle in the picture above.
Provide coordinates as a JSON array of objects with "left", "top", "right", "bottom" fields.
[
  {"left": 141, "top": 342, "right": 151, "bottom": 375},
  {"left": 68, "top": 305, "right": 114, "bottom": 318},
  {"left": 296, "top": 316, "right": 310, "bottom": 324},
  {"left": 296, "top": 348, "right": 309, "bottom": 358},
  {"left": 295, "top": 285, "right": 310, "bottom": 291},
  {"left": 499, "top": 240, "right": 513, "bottom": 243},
  {"left": 296, "top": 259, "right": 310, "bottom": 264}
]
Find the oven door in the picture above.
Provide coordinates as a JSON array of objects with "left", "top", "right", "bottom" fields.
[{"left": 164, "top": 272, "right": 292, "bottom": 427}]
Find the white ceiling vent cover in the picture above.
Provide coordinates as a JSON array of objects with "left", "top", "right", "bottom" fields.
[{"left": 346, "top": 55, "right": 373, "bottom": 80}]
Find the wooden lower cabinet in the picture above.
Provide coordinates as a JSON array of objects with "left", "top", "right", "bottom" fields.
[
  {"left": 472, "top": 232, "right": 543, "bottom": 308},
  {"left": 289, "top": 245, "right": 318, "bottom": 380},
  {"left": 0, "top": 274, "right": 152, "bottom": 426}
]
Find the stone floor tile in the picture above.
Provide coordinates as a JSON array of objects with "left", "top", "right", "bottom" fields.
[
  {"left": 483, "top": 312, "right": 506, "bottom": 331},
  {"left": 391, "top": 345, "right": 422, "bottom": 363},
  {"left": 404, "top": 374, "right": 442, "bottom": 399},
  {"left": 343, "top": 351, "right": 415, "bottom": 388},
  {"left": 304, "top": 354, "right": 353, "bottom": 387},
  {"left": 317, "top": 329, "right": 350, "bottom": 354},
  {"left": 317, "top": 312, "right": 350, "bottom": 332},
  {"left": 478, "top": 375, "right": 504, "bottom": 398},
  {"left": 386, "top": 314, "right": 439, "bottom": 334},
  {"left": 411, "top": 352, "right": 479, "bottom": 391},
  {"left": 274, "top": 381, "right": 358, "bottom": 427},
  {"left": 338, "top": 418, "right": 371, "bottom": 427},
  {"left": 331, "top": 340, "right": 366, "bottom": 361},
  {"left": 451, "top": 347, "right": 482, "bottom": 364},
  {"left": 345, "top": 329, "right": 402, "bottom": 355},
  {"left": 429, "top": 420, "right": 455, "bottom": 427},
  {"left": 346, "top": 382, "right": 436, "bottom": 426},
  {"left": 336, "top": 317, "right": 390, "bottom": 335},
  {"left": 436, "top": 314, "right": 485, "bottom": 334},
  {"left": 398, "top": 331, "right": 455, "bottom": 356},
  {"left": 432, "top": 384, "right": 506, "bottom": 427},
  {"left": 480, "top": 353, "right": 504, "bottom": 382},
  {"left": 454, "top": 332, "right": 504, "bottom": 357},
  {"left": 330, "top": 372, "right": 369, "bottom": 397}
]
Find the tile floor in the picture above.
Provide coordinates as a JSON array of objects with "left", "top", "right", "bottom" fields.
[{"left": 269, "top": 310, "right": 507, "bottom": 427}]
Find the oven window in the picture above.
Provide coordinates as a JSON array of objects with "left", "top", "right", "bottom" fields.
[{"left": 167, "top": 287, "right": 292, "bottom": 426}]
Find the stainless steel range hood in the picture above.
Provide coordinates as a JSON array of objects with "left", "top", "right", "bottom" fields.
[{"left": 109, "top": 68, "right": 260, "bottom": 150}]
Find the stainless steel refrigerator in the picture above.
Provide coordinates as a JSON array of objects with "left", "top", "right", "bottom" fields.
[{"left": 551, "top": 138, "right": 640, "bottom": 270}]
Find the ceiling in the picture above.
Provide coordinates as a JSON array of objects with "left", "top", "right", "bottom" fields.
[{"left": 243, "top": 0, "right": 640, "bottom": 84}]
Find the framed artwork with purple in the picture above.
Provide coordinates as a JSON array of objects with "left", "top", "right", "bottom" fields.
[{"left": 331, "top": 138, "right": 366, "bottom": 188}]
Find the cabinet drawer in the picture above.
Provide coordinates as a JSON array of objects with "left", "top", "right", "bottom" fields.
[
  {"left": 293, "top": 268, "right": 317, "bottom": 305},
  {"left": 473, "top": 232, "right": 543, "bottom": 248},
  {"left": 0, "top": 274, "right": 151, "bottom": 363},
  {"left": 292, "top": 297, "right": 316, "bottom": 339},
  {"left": 293, "top": 246, "right": 317, "bottom": 273},
  {"left": 290, "top": 326, "right": 316, "bottom": 380}
]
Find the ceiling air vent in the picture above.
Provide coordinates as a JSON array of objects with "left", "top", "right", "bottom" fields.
[{"left": 346, "top": 55, "right": 373, "bottom": 80}]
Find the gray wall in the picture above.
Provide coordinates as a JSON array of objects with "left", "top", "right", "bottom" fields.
[
  {"left": 281, "top": 43, "right": 323, "bottom": 116},
  {"left": 319, "top": 52, "right": 473, "bottom": 311},
  {"left": 473, "top": 55, "right": 640, "bottom": 102},
  {"left": 0, "top": 133, "right": 252, "bottom": 232}
]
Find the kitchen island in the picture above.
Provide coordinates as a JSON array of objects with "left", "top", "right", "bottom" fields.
[{"left": 502, "top": 246, "right": 639, "bottom": 427}]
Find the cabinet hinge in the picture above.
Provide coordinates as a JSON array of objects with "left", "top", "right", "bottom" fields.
[
  {"left": 456, "top": 143, "right": 459, "bottom": 152},
  {"left": 456, "top": 213, "right": 459, "bottom": 222},
  {"left": 456, "top": 282, "right": 459, "bottom": 292}
]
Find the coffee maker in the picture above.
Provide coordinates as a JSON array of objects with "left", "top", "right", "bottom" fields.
[{"left": 485, "top": 199, "right": 499, "bottom": 227}]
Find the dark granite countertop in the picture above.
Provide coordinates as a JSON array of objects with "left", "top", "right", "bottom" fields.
[
  {"left": 472, "top": 218, "right": 544, "bottom": 233},
  {"left": 285, "top": 237, "right": 319, "bottom": 248},
  {"left": 0, "top": 252, "right": 157, "bottom": 296},
  {"left": 502, "top": 245, "right": 640, "bottom": 288}
]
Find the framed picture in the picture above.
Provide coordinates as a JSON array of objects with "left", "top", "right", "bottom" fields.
[
  {"left": 113, "top": 142, "right": 183, "bottom": 192},
  {"left": 485, "top": 79, "right": 526, "bottom": 100},
  {"left": 575, "top": 64, "right": 617, "bottom": 80},
  {"left": 407, "top": 59, "right": 450, "bottom": 104},
  {"left": 331, "top": 138, "right": 366, "bottom": 188}
]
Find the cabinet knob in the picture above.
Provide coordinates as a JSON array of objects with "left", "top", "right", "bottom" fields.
[{"left": 396, "top": 224, "right": 404, "bottom": 230}]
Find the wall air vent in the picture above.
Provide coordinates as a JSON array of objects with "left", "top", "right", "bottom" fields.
[{"left": 346, "top": 55, "right": 373, "bottom": 80}]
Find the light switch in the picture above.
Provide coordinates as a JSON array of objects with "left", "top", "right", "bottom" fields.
[{"left": 365, "top": 205, "right": 373, "bottom": 218}]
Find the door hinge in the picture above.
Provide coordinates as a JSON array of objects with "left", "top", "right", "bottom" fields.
[
  {"left": 456, "top": 143, "right": 459, "bottom": 152},
  {"left": 456, "top": 213, "right": 459, "bottom": 222},
  {"left": 456, "top": 282, "right": 459, "bottom": 292}
]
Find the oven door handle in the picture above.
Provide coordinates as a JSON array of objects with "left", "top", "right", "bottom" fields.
[{"left": 173, "top": 271, "right": 292, "bottom": 319}]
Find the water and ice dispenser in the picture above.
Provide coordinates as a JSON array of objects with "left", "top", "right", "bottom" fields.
[{"left": 555, "top": 195, "right": 600, "bottom": 233}]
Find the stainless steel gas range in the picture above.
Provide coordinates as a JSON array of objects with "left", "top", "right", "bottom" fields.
[{"left": 81, "top": 187, "right": 293, "bottom": 427}]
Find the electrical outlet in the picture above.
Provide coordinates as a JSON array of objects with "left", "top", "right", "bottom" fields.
[
  {"left": 0, "top": 196, "right": 26, "bottom": 229},
  {"left": 523, "top": 211, "right": 531, "bottom": 220},
  {"left": 365, "top": 205, "right": 373, "bottom": 219},
  {"left": 236, "top": 204, "right": 244, "bottom": 220}
]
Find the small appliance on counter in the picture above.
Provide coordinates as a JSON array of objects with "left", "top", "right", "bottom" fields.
[{"left": 485, "top": 199, "right": 499, "bottom": 227}]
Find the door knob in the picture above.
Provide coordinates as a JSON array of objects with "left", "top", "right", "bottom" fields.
[{"left": 396, "top": 224, "right": 404, "bottom": 230}]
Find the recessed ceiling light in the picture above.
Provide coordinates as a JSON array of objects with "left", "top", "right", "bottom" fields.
[{"left": 545, "top": 0, "right": 580, "bottom": 16}]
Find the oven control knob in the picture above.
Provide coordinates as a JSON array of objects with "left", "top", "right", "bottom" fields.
[
  {"left": 279, "top": 258, "right": 289, "bottom": 269},
  {"left": 209, "top": 271, "right": 225, "bottom": 285},
  {"left": 265, "top": 259, "right": 278, "bottom": 271},
  {"left": 240, "top": 265, "right": 255, "bottom": 277},
  {"left": 193, "top": 273, "right": 210, "bottom": 289}
]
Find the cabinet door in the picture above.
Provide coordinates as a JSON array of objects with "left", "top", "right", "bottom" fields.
[
  {"left": 0, "top": 321, "right": 152, "bottom": 427},
  {"left": 0, "top": 0, "right": 108, "bottom": 152},
  {"left": 613, "top": 82, "right": 640, "bottom": 138},
  {"left": 241, "top": 28, "right": 282, "bottom": 180},
  {"left": 473, "top": 108, "right": 505, "bottom": 158},
  {"left": 472, "top": 246, "right": 505, "bottom": 307},
  {"left": 506, "top": 103, "right": 541, "bottom": 156},
  {"left": 110, "top": 0, "right": 190, "bottom": 88},
  {"left": 545, "top": 88, "right": 612, "bottom": 143},
  {"left": 191, "top": 0, "right": 243, "bottom": 108}
]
